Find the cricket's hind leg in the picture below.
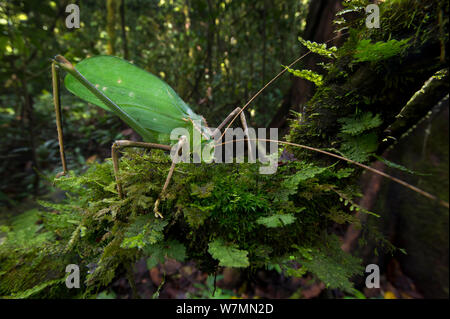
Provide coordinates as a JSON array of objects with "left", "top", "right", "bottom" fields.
[
  {"left": 111, "top": 137, "right": 187, "bottom": 218},
  {"left": 52, "top": 61, "right": 68, "bottom": 177}
]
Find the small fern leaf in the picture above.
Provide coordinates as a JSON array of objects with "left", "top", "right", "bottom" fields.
[
  {"left": 256, "top": 213, "right": 296, "bottom": 228},
  {"left": 298, "top": 36, "right": 337, "bottom": 58},
  {"left": 284, "top": 66, "right": 324, "bottom": 87},
  {"left": 208, "top": 239, "right": 249, "bottom": 268},
  {"left": 338, "top": 112, "right": 382, "bottom": 136}
]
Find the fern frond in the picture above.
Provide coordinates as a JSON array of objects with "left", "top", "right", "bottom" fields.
[
  {"left": 298, "top": 36, "right": 337, "bottom": 59},
  {"left": 338, "top": 112, "right": 383, "bottom": 136}
]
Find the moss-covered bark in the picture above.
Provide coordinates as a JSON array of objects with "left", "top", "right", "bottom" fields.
[
  {"left": 287, "top": 0, "right": 448, "bottom": 163},
  {"left": 372, "top": 101, "right": 449, "bottom": 298}
]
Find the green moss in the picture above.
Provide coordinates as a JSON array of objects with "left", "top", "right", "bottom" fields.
[{"left": 0, "top": 146, "right": 371, "bottom": 297}]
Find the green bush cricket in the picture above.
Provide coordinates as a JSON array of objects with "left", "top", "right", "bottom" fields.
[
  {"left": 52, "top": 55, "right": 257, "bottom": 218},
  {"left": 51, "top": 54, "right": 449, "bottom": 220}
]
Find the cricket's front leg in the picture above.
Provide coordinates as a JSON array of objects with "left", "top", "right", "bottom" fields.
[{"left": 52, "top": 61, "right": 68, "bottom": 177}]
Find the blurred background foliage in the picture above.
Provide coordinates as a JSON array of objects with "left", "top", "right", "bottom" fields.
[{"left": 0, "top": 0, "right": 310, "bottom": 204}]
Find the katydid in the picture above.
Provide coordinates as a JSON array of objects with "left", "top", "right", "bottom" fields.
[
  {"left": 52, "top": 55, "right": 256, "bottom": 218},
  {"left": 51, "top": 55, "right": 449, "bottom": 220}
]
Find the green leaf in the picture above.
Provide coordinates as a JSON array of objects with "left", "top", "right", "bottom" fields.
[
  {"left": 298, "top": 36, "right": 337, "bottom": 58},
  {"left": 288, "top": 236, "right": 363, "bottom": 292},
  {"left": 121, "top": 215, "right": 168, "bottom": 249},
  {"left": 208, "top": 239, "right": 249, "bottom": 268},
  {"left": 97, "top": 291, "right": 117, "bottom": 299},
  {"left": 374, "top": 155, "right": 430, "bottom": 176},
  {"left": 340, "top": 133, "right": 378, "bottom": 163},
  {"left": 190, "top": 182, "right": 214, "bottom": 198},
  {"left": 346, "top": 288, "right": 367, "bottom": 299},
  {"left": 334, "top": 168, "right": 354, "bottom": 179},
  {"left": 338, "top": 112, "right": 382, "bottom": 136},
  {"left": 7, "top": 279, "right": 63, "bottom": 299},
  {"left": 353, "top": 39, "right": 410, "bottom": 63},
  {"left": 284, "top": 66, "right": 324, "bottom": 87},
  {"left": 2, "top": 209, "right": 55, "bottom": 248},
  {"left": 285, "top": 266, "right": 308, "bottom": 278},
  {"left": 256, "top": 213, "right": 296, "bottom": 228},
  {"left": 145, "top": 239, "right": 186, "bottom": 269},
  {"left": 281, "top": 164, "right": 329, "bottom": 196},
  {"left": 146, "top": 255, "right": 160, "bottom": 269},
  {"left": 183, "top": 203, "right": 213, "bottom": 229}
]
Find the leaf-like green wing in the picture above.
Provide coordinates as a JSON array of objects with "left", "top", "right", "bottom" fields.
[{"left": 64, "top": 56, "right": 203, "bottom": 143}]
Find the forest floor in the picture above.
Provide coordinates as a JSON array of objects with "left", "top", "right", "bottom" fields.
[
  {"left": 108, "top": 256, "right": 422, "bottom": 299},
  {"left": 0, "top": 198, "right": 423, "bottom": 299}
]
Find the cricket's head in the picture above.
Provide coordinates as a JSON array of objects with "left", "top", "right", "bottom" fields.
[{"left": 53, "top": 55, "right": 75, "bottom": 71}]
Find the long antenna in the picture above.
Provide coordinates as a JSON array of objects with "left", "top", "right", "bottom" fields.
[
  {"left": 214, "top": 32, "right": 450, "bottom": 209},
  {"left": 217, "top": 138, "right": 450, "bottom": 209},
  {"left": 219, "top": 33, "right": 344, "bottom": 142}
]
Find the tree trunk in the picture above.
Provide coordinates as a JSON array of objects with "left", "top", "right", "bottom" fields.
[
  {"left": 119, "top": 0, "right": 128, "bottom": 59},
  {"left": 269, "top": 0, "right": 343, "bottom": 133},
  {"left": 286, "top": 0, "right": 448, "bottom": 298},
  {"left": 106, "top": 0, "right": 118, "bottom": 56},
  {"left": 287, "top": 1, "right": 448, "bottom": 160}
]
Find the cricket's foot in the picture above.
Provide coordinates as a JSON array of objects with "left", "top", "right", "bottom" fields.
[
  {"left": 153, "top": 199, "right": 164, "bottom": 218},
  {"left": 55, "top": 171, "right": 67, "bottom": 178}
]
